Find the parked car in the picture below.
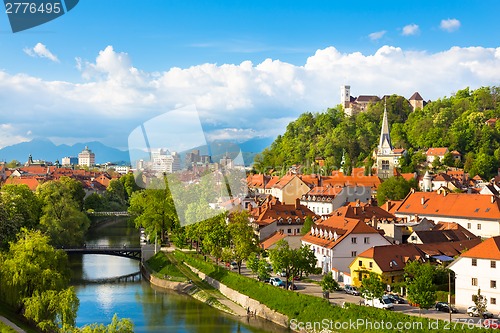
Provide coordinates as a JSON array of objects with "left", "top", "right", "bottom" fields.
[
  {"left": 364, "top": 297, "right": 394, "bottom": 310},
  {"left": 288, "top": 283, "right": 298, "bottom": 290},
  {"left": 344, "top": 285, "right": 360, "bottom": 296},
  {"left": 257, "top": 276, "right": 270, "bottom": 283},
  {"left": 230, "top": 262, "right": 238, "bottom": 270},
  {"left": 277, "top": 270, "right": 287, "bottom": 277},
  {"left": 467, "top": 306, "right": 493, "bottom": 318},
  {"left": 269, "top": 277, "right": 285, "bottom": 287},
  {"left": 483, "top": 319, "right": 500, "bottom": 330},
  {"left": 386, "top": 294, "right": 405, "bottom": 304},
  {"left": 435, "top": 302, "right": 458, "bottom": 313}
]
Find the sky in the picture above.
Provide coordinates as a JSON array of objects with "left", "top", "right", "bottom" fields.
[{"left": 1, "top": 0, "right": 500, "bottom": 153}]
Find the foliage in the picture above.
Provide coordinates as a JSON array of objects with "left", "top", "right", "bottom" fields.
[
  {"left": 376, "top": 176, "right": 416, "bottom": 205},
  {"left": 320, "top": 272, "right": 339, "bottom": 292},
  {"left": 75, "top": 314, "right": 134, "bottom": 333},
  {"left": 37, "top": 177, "right": 90, "bottom": 247},
  {"left": 145, "top": 252, "right": 186, "bottom": 281},
  {"left": 269, "top": 240, "right": 317, "bottom": 287},
  {"left": 300, "top": 216, "right": 313, "bottom": 235},
  {"left": 199, "top": 213, "right": 230, "bottom": 264},
  {"left": 246, "top": 252, "right": 260, "bottom": 276},
  {"left": 360, "top": 272, "right": 385, "bottom": 300},
  {"left": 0, "top": 229, "right": 78, "bottom": 331},
  {"left": 404, "top": 261, "right": 437, "bottom": 311},
  {"left": 257, "top": 259, "right": 271, "bottom": 282},
  {"left": 256, "top": 87, "right": 500, "bottom": 179},
  {"left": 473, "top": 288, "right": 488, "bottom": 318},
  {"left": 224, "top": 211, "right": 258, "bottom": 274},
  {"left": 175, "top": 250, "right": 476, "bottom": 332}
]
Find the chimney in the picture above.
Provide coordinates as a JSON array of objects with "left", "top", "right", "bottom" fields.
[
  {"left": 443, "top": 191, "right": 447, "bottom": 197},
  {"left": 371, "top": 216, "right": 378, "bottom": 229},
  {"left": 421, "top": 197, "right": 425, "bottom": 205},
  {"left": 414, "top": 214, "right": 419, "bottom": 222},
  {"left": 492, "top": 195, "right": 496, "bottom": 204},
  {"left": 295, "top": 198, "right": 300, "bottom": 209}
]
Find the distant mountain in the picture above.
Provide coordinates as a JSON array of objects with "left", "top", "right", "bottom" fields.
[
  {"left": 0, "top": 137, "right": 270, "bottom": 167},
  {"left": 0, "top": 138, "right": 130, "bottom": 165}
]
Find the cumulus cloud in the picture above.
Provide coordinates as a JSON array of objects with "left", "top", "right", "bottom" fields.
[
  {"left": 402, "top": 24, "right": 419, "bottom": 36},
  {"left": 23, "top": 43, "right": 59, "bottom": 62},
  {"left": 368, "top": 30, "right": 387, "bottom": 41},
  {"left": 440, "top": 18, "right": 461, "bottom": 32},
  {"left": 0, "top": 124, "right": 30, "bottom": 149},
  {"left": 2, "top": 45, "right": 500, "bottom": 149}
]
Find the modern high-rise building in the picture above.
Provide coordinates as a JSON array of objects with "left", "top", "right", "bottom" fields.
[
  {"left": 78, "top": 146, "right": 95, "bottom": 167},
  {"left": 151, "top": 149, "right": 180, "bottom": 173}
]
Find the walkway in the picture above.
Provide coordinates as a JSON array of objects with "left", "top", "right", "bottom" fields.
[{"left": 0, "top": 316, "right": 26, "bottom": 333}]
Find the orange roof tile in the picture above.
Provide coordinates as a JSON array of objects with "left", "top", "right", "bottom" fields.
[
  {"left": 260, "top": 232, "right": 287, "bottom": 250},
  {"left": 4, "top": 177, "right": 41, "bottom": 191},
  {"left": 426, "top": 147, "right": 448, "bottom": 156},
  {"left": 459, "top": 236, "right": 500, "bottom": 260},
  {"left": 395, "top": 191, "right": 500, "bottom": 220}
]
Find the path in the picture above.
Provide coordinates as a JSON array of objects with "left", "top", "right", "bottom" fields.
[
  {"left": 163, "top": 251, "right": 247, "bottom": 317},
  {"left": 0, "top": 316, "right": 26, "bottom": 333}
]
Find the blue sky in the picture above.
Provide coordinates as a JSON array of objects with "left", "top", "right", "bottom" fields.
[{"left": 1, "top": 1, "right": 500, "bottom": 153}]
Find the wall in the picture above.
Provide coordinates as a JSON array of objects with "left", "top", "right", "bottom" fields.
[
  {"left": 184, "top": 263, "right": 290, "bottom": 328},
  {"left": 141, "top": 264, "right": 191, "bottom": 293}
]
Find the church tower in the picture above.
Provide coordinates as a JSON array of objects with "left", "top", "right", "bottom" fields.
[{"left": 376, "top": 100, "right": 396, "bottom": 179}]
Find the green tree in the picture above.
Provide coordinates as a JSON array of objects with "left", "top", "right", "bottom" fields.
[
  {"left": 404, "top": 261, "right": 437, "bottom": 315},
  {"left": 360, "top": 272, "right": 385, "bottom": 301},
  {"left": 37, "top": 178, "right": 90, "bottom": 247},
  {"left": 376, "top": 176, "right": 415, "bottom": 206},
  {"left": 225, "top": 211, "right": 258, "bottom": 274},
  {"left": 77, "top": 314, "right": 134, "bottom": 333},
  {"left": 5, "top": 160, "right": 21, "bottom": 168},
  {"left": 105, "top": 179, "right": 128, "bottom": 210},
  {"left": 442, "top": 152, "right": 454, "bottom": 167},
  {"left": 257, "top": 259, "right": 271, "bottom": 282},
  {"left": 83, "top": 193, "right": 107, "bottom": 212},
  {"left": 200, "top": 214, "right": 229, "bottom": 264},
  {"left": 300, "top": 216, "right": 314, "bottom": 235},
  {"left": 320, "top": 272, "right": 339, "bottom": 292},
  {"left": 246, "top": 252, "right": 260, "bottom": 278},
  {"left": 1, "top": 184, "right": 42, "bottom": 229},
  {"left": 473, "top": 288, "right": 488, "bottom": 318},
  {"left": 119, "top": 173, "right": 141, "bottom": 200}
]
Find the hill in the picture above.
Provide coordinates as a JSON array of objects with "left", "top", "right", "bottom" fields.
[{"left": 255, "top": 86, "right": 500, "bottom": 178}]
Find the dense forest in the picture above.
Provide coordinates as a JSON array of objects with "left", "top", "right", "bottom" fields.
[{"left": 253, "top": 86, "right": 500, "bottom": 178}]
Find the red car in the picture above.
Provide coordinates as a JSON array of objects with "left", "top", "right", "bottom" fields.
[{"left": 483, "top": 319, "right": 500, "bottom": 330}]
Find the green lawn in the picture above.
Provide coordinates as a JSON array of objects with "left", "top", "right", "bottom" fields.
[
  {"left": 174, "top": 250, "right": 478, "bottom": 333},
  {"left": 146, "top": 251, "right": 188, "bottom": 282}
]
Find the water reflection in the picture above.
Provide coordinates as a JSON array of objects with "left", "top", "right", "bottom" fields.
[{"left": 71, "top": 219, "right": 290, "bottom": 333}]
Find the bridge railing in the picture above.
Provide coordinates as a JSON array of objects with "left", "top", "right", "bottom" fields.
[{"left": 86, "top": 211, "right": 130, "bottom": 216}]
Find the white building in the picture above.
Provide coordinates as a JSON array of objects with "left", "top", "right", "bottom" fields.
[
  {"left": 78, "top": 146, "right": 95, "bottom": 167},
  {"left": 151, "top": 149, "right": 180, "bottom": 173},
  {"left": 62, "top": 156, "right": 78, "bottom": 166},
  {"left": 301, "top": 215, "right": 391, "bottom": 283},
  {"left": 448, "top": 236, "right": 500, "bottom": 314},
  {"left": 300, "top": 185, "right": 372, "bottom": 219}
]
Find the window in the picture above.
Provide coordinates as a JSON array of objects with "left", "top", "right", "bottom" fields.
[
  {"left": 491, "top": 280, "right": 497, "bottom": 289},
  {"left": 492, "top": 261, "right": 497, "bottom": 269},
  {"left": 381, "top": 160, "right": 390, "bottom": 170},
  {"left": 472, "top": 258, "right": 477, "bottom": 266},
  {"left": 492, "top": 298, "right": 497, "bottom": 305},
  {"left": 351, "top": 251, "right": 357, "bottom": 257},
  {"left": 369, "top": 262, "right": 373, "bottom": 268},
  {"left": 351, "top": 237, "right": 357, "bottom": 244},
  {"left": 287, "top": 229, "right": 292, "bottom": 234},
  {"left": 478, "top": 224, "right": 482, "bottom": 230},
  {"left": 411, "top": 236, "right": 417, "bottom": 241},
  {"left": 364, "top": 237, "right": 370, "bottom": 244},
  {"left": 358, "top": 260, "right": 362, "bottom": 266},
  {"left": 467, "top": 223, "right": 471, "bottom": 229},
  {"left": 472, "top": 278, "right": 478, "bottom": 286}
]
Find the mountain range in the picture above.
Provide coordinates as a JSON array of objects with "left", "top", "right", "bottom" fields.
[{"left": 0, "top": 137, "right": 272, "bottom": 166}]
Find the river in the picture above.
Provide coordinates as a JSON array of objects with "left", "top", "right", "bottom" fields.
[{"left": 69, "top": 218, "right": 290, "bottom": 333}]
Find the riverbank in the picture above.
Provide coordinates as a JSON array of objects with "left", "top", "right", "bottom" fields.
[{"left": 141, "top": 251, "right": 247, "bottom": 317}]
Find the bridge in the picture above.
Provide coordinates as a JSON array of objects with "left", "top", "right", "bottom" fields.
[
  {"left": 87, "top": 211, "right": 130, "bottom": 217},
  {"left": 63, "top": 245, "right": 142, "bottom": 260},
  {"left": 72, "top": 271, "right": 142, "bottom": 285}
]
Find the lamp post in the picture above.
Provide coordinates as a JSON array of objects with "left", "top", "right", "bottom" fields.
[{"left": 448, "top": 271, "right": 452, "bottom": 323}]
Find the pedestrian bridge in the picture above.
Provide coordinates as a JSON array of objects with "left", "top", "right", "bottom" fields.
[
  {"left": 87, "top": 211, "right": 130, "bottom": 217},
  {"left": 63, "top": 245, "right": 142, "bottom": 260}
]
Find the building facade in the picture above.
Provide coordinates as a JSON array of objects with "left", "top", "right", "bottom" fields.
[{"left": 78, "top": 146, "right": 95, "bottom": 167}]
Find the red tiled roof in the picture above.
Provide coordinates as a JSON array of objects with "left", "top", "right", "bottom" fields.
[
  {"left": 4, "top": 177, "right": 41, "bottom": 190},
  {"left": 260, "top": 232, "right": 287, "bottom": 250},
  {"left": 323, "top": 172, "right": 381, "bottom": 189},
  {"left": 459, "top": 236, "right": 500, "bottom": 260},
  {"left": 395, "top": 191, "right": 500, "bottom": 220},
  {"left": 426, "top": 147, "right": 448, "bottom": 156},
  {"left": 334, "top": 202, "right": 395, "bottom": 220},
  {"left": 409, "top": 92, "right": 424, "bottom": 101}
]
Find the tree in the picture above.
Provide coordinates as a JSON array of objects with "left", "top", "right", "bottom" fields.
[
  {"left": 360, "top": 272, "right": 385, "bottom": 301},
  {"left": 404, "top": 261, "right": 437, "bottom": 315},
  {"left": 5, "top": 160, "right": 20, "bottom": 168},
  {"left": 320, "top": 272, "right": 339, "bottom": 292},
  {"left": 200, "top": 214, "right": 229, "bottom": 265},
  {"left": 376, "top": 176, "right": 415, "bottom": 206},
  {"left": 105, "top": 179, "right": 128, "bottom": 211},
  {"left": 37, "top": 178, "right": 90, "bottom": 247},
  {"left": 77, "top": 314, "right": 134, "bottom": 333},
  {"left": 246, "top": 252, "right": 260, "bottom": 277},
  {"left": 0, "top": 229, "right": 78, "bottom": 330},
  {"left": 442, "top": 152, "right": 454, "bottom": 167},
  {"left": 473, "top": 288, "right": 488, "bottom": 318},
  {"left": 225, "top": 211, "right": 258, "bottom": 274},
  {"left": 119, "top": 173, "right": 141, "bottom": 200},
  {"left": 257, "top": 259, "right": 271, "bottom": 282},
  {"left": 301, "top": 216, "right": 314, "bottom": 235},
  {"left": 1, "top": 184, "right": 41, "bottom": 229}
]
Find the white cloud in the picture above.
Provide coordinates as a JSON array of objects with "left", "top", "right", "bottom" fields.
[
  {"left": 368, "top": 30, "right": 387, "bottom": 41},
  {"left": 2, "top": 45, "right": 500, "bottom": 149},
  {"left": 0, "top": 124, "right": 30, "bottom": 149},
  {"left": 23, "top": 43, "right": 59, "bottom": 62},
  {"left": 402, "top": 24, "right": 419, "bottom": 36},
  {"left": 440, "top": 18, "right": 461, "bottom": 32}
]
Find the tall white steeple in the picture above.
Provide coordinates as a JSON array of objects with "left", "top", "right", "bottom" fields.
[{"left": 378, "top": 98, "right": 393, "bottom": 155}]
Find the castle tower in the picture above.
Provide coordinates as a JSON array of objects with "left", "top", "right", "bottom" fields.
[
  {"left": 376, "top": 99, "right": 396, "bottom": 179},
  {"left": 341, "top": 85, "right": 353, "bottom": 116}
]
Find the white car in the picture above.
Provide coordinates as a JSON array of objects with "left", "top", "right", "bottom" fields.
[
  {"left": 364, "top": 297, "right": 394, "bottom": 310},
  {"left": 467, "top": 306, "right": 493, "bottom": 318}
]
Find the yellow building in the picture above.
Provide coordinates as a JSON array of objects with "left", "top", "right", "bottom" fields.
[{"left": 271, "top": 174, "right": 311, "bottom": 205}]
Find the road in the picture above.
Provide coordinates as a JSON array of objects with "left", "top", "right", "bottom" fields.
[{"left": 232, "top": 262, "right": 497, "bottom": 326}]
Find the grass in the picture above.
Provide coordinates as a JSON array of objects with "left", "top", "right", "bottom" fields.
[
  {"left": 174, "top": 250, "right": 479, "bottom": 333},
  {"left": 0, "top": 321, "right": 17, "bottom": 333},
  {"left": 0, "top": 302, "right": 37, "bottom": 333},
  {"left": 145, "top": 252, "right": 188, "bottom": 282}
]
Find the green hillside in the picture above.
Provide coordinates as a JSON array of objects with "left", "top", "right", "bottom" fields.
[{"left": 253, "top": 86, "right": 500, "bottom": 179}]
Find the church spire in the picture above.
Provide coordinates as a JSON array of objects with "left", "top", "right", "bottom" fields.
[{"left": 378, "top": 98, "right": 393, "bottom": 154}]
